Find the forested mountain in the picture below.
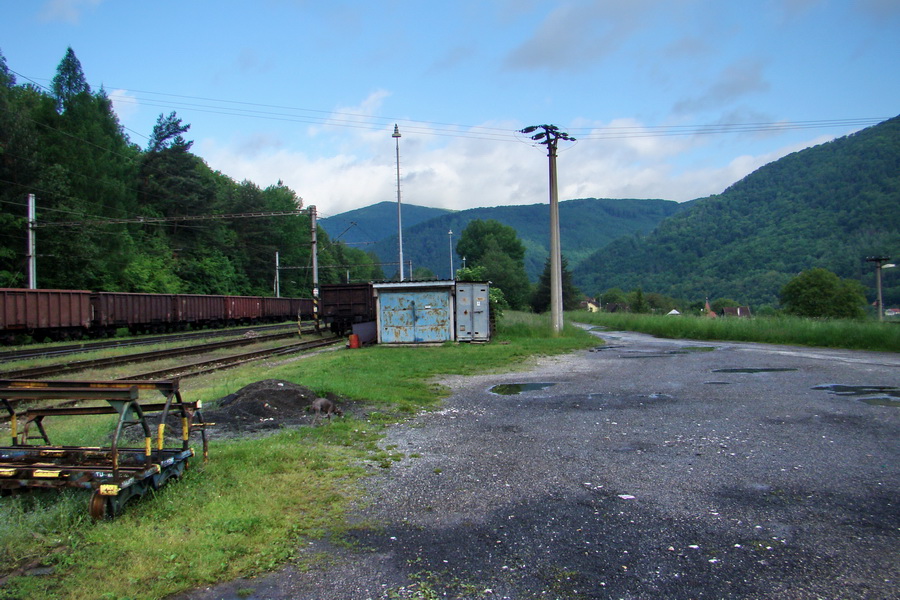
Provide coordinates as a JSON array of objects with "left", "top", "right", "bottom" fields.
[
  {"left": 368, "top": 197, "right": 682, "bottom": 280},
  {"left": 319, "top": 201, "right": 451, "bottom": 247},
  {"left": 0, "top": 48, "right": 383, "bottom": 296},
  {"left": 572, "top": 115, "right": 900, "bottom": 308}
]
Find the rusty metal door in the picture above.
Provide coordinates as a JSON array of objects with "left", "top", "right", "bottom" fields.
[{"left": 379, "top": 289, "right": 453, "bottom": 343}]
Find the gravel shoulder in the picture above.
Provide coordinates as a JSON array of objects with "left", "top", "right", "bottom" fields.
[{"left": 174, "top": 329, "right": 900, "bottom": 600}]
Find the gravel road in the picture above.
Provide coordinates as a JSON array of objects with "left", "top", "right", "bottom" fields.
[{"left": 175, "top": 327, "right": 900, "bottom": 600}]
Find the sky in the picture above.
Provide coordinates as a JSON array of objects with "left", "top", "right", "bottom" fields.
[{"left": 1, "top": 0, "right": 898, "bottom": 219}]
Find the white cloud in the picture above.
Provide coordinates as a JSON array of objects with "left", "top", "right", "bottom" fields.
[
  {"left": 674, "top": 58, "right": 770, "bottom": 115},
  {"left": 39, "top": 0, "right": 104, "bottom": 24},
  {"left": 108, "top": 88, "right": 139, "bottom": 122},
  {"left": 198, "top": 110, "right": 843, "bottom": 216},
  {"left": 504, "top": 0, "right": 659, "bottom": 71}
]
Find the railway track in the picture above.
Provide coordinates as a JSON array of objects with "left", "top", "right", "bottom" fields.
[
  {"left": 0, "top": 328, "right": 323, "bottom": 380},
  {"left": 0, "top": 323, "right": 307, "bottom": 364},
  {"left": 0, "top": 334, "right": 343, "bottom": 418},
  {"left": 123, "top": 337, "right": 342, "bottom": 380}
]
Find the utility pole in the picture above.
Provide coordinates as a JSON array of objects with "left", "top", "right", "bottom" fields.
[
  {"left": 393, "top": 124, "right": 405, "bottom": 281},
  {"left": 26, "top": 194, "right": 36, "bottom": 289},
  {"left": 866, "top": 256, "right": 895, "bottom": 321},
  {"left": 274, "top": 252, "right": 280, "bottom": 297},
  {"left": 448, "top": 229, "right": 454, "bottom": 279},
  {"left": 310, "top": 205, "right": 319, "bottom": 331},
  {"left": 521, "top": 125, "right": 575, "bottom": 335}
]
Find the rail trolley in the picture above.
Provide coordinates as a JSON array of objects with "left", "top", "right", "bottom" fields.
[{"left": 0, "top": 379, "right": 208, "bottom": 519}]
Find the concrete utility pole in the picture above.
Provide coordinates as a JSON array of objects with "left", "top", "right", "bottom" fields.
[
  {"left": 26, "top": 194, "right": 36, "bottom": 289},
  {"left": 866, "top": 256, "right": 895, "bottom": 321},
  {"left": 310, "top": 205, "right": 319, "bottom": 330},
  {"left": 520, "top": 125, "right": 575, "bottom": 335},
  {"left": 448, "top": 229, "right": 454, "bottom": 279},
  {"left": 393, "top": 124, "right": 405, "bottom": 282},
  {"left": 274, "top": 251, "right": 280, "bottom": 297}
]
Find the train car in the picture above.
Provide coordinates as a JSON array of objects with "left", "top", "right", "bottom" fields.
[
  {"left": 173, "top": 294, "right": 229, "bottom": 329},
  {"left": 1, "top": 288, "right": 316, "bottom": 343},
  {"left": 260, "top": 296, "right": 290, "bottom": 323},
  {"left": 91, "top": 292, "right": 175, "bottom": 335},
  {"left": 0, "top": 288, "right": 92, "bottom": 342},
  {"left": 319, "top": 283, "right": 376, "bottom": 336},
  {"left": 294, "top": 297, "right": 315, "bottom": 321},
  {"left": 226, "top": 295, "right": 263, "bottom": 324}
]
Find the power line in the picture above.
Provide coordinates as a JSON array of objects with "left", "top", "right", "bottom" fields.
[
  {"left": 34, "top": 209, "right": 309, "bottom": 228},
  {"left": 8, "top": 71, "right": 888, "bottom": 145}
]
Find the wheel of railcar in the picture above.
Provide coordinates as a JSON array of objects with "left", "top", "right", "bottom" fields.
[{"left": 89, "top": 491, "right": 112, "bottom": 520}]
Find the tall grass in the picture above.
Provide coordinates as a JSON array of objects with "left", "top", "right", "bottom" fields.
[
  {"left": 0, "top": 312, "right": 595, "bottom": 600},
  {"left": 576, "top": 311, "right": 900, "bottom": 352}
]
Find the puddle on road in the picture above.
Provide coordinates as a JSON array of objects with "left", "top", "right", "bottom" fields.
[
  {"left": 812, "top": 384, "right": 900, "bottom": 407},
  {"left": 489, "top": 382, "right": 557, "bottom": 395},
  {"left": 713, "top": 367, "right": 798, "bottom": 374}
]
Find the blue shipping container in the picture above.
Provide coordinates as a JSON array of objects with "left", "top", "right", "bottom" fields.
[{"left": 374, "top": 282, "right": 454, "bottom": 344}]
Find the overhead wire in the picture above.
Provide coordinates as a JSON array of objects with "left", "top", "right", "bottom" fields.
[
  {"left": 13, "top": 70, "right": 888, "bottom": 144},
  {"left": 3, "top": 71, "right": 889, "bottom": 233}
]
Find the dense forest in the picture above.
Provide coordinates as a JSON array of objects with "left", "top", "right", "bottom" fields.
[
  {"left": 0, "top": 48, "right": 382, "bottom": 297},
  {"left": 572, "top": 115, "right": 900, "bottom": 308}
]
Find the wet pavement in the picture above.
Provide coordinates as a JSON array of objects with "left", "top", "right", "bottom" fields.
[{"left": 174, "top": 328, "right": 900, "bottom": 599}]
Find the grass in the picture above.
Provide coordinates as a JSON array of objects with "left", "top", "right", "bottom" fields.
[
  {"left": 574, "top": 311, "right": 900, "bottom": 352},
  {"left": 0, "top": 312, "right": 595, "bottom": 600}
]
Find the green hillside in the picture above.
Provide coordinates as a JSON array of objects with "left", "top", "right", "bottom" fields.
[
  {"left": 319, "top": 201, "right": 452, "bottom": 247},
  {"left": 370, "top": 198, "right": 682, "bottom": 280},
  {"left": 572, "top": 115, "right": 900, "bottom": 308}
]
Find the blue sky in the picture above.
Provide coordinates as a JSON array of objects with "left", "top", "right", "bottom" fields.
[{"left": 1, "top": 0, "right": 898, "bottom": 217}]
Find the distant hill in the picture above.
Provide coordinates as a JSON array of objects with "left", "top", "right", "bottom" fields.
[
  {"left": 319, "top": 201, "right": 452, "bottom": 247},
  {"left": 370, "top": 198, "right": 682, "bottom": 280},
  {"left": 572, "top": 115, "right": 900, "bottom": 307}
]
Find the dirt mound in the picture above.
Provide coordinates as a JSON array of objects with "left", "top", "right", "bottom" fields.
[{"left": 202, "top": 379, "right": 341, "bottom": 436}]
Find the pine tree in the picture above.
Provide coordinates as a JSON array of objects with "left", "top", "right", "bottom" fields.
[
  {"left": 531, "top": 256, "right": 581, "bottom": 313},
  {"left": 51, "top": 47, "right": 90, "bottom": 113}
]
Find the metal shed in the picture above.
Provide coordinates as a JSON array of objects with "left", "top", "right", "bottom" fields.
[{"left": 373, "top": 281, "right": 456, "bottom": 344}]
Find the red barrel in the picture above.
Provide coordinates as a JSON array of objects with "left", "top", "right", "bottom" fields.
[{"left": 348, "top": 334, "right": 360, "bottom": 349}]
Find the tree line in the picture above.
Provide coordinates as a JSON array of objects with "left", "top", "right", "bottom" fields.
[{"left": 0, "top": 47, "right": 382, "bottom": 296}]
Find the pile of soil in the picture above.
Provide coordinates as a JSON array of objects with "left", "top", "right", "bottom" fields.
[
  {"left": 202, "top": 379, "right": 343, "bottom": 436},
  {"left": 114, "top": 379, "right": 350, "bottom": 446}
]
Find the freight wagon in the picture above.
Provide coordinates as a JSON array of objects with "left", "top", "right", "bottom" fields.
[
  {"left": 91, "top": 292, "right": 175, "bottom": 336},
  {"left": 0, "top": 289, "right": 92, "bottom": 343},
  {"left": 0, "top": 289, "right": 314, "bottom": 344},
  {"left": 319, "top": 283, "right": 376, "bottom": 336}
]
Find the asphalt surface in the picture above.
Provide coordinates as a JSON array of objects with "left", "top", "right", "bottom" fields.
[{"left": 174, "top": 327, "right": 900, "bottom": 600}]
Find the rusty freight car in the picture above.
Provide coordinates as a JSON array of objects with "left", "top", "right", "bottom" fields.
[
  {"left": 91, "top": 292, "right": 175, "bottom": 336},
  {"left": 0, "top": 288, "right": 92, "bottom": 342},
  {"left": 319, "top": 283, "right": 376, "bottom": 336}
]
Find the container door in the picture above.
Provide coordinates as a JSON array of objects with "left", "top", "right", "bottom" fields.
[
  {"left": 455, "top": 283, "right": 490, "bottom": 341},
  {"left": 379, "top": 290, "right": 452, "bottom": 343}
]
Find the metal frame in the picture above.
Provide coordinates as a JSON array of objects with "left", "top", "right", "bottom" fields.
[{"left": 0, "top": 379, "right": 208, "bottom": 519}]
